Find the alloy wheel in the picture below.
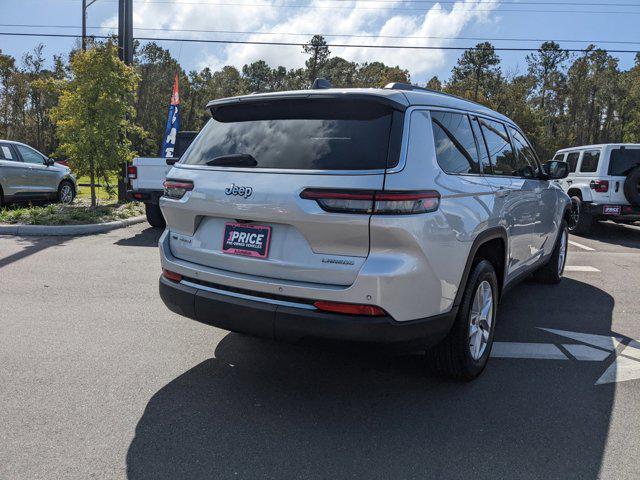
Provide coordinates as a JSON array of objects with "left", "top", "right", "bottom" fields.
[{"left": 469, "top": 280, "right": 493, "bottom": 361}]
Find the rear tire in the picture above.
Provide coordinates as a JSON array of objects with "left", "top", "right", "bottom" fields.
[
  {"left": 425, "top": 260, "right": 498, "bottom": 381},
  {"left": 145, "top": 203, "right": 166, "bottom": 229},
  {"left": 568, "top": 196, "right": 594, "bottom": 235},
  {"left": 532, "top": 220, "right": 568, "bottom": 284},
  {"left": 623, "top": 166, "right": 640, "bottom": 207},
  {"left": 57, "top": 180, "right": 75, "bottom": 204}
]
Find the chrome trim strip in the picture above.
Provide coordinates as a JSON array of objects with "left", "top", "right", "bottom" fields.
[{"left": 181, "top": 279, "right": 318, "bottom": 310}]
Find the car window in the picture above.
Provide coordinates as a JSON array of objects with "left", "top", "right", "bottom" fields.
[
  {"left": 478, "top": 118, "right": 517, "bottom": 176},
  {"left": 15, "top": 144, "right": 45, "bottom": 165},
  {"left": 469, "top": 116, "right": 491, "bottom": 173},
  {"left": 183, "top": 99, "right": 401, "bottom": 170},
  {"left": 579, "top": 150, "right": 600, "bottom": 173},
  {"left": 553, "top": 153, "right": 565, "bottom": 162},
  {"left": 608, "top": 148, "right": 640, "bottom": 176},
  {"left": 0, "top": 144, "right": 16, "bottom": 161},
  {"left": 566, "top": 152, "right": 579, "bottom": 173},
  {"left": 508, "top": 127, "right": 539, "bottom": 178},
  {"left": 430, "top": 111, "right": 480, "bottom": 174}
]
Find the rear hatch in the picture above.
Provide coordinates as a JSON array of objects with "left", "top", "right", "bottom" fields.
[
  {"left": 607, "top": 146, "right": 640, "bottom": 205},
  {"left": 161, "top": 95, "right": 405, "bottom": 286}
]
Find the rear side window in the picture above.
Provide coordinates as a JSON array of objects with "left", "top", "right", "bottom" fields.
[
  {"left": 0, "top": 144, "right": 15, "bottom": 160},
  {"left": 580, "top": 150, "right": 600, "bottom": 173},
  {"left": 430, "top": 111, "right": 480, "bottom": 174},
  {"left": 508, "top": 128, "right": 539, "bottom": 178},
  {"left": 182, "top": 99, "right": 401, "bottom": 170},
  {"left": 566, "top": 152, "right": 579, "bottom": 172},
  {"left": 478, "top": 118, "right": 517, "bottom": 176},
  {"left": 609, "top": 148, "right": 640, "bottom": 176}
]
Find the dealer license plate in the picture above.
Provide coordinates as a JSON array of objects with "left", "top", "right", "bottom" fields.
[{"left": 222, "top": 223, "right": 271, "bottom": 258}]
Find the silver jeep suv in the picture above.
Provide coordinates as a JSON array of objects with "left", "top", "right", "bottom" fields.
[{"left": 158, "top": 83, "right": 571, "bottom": 380}]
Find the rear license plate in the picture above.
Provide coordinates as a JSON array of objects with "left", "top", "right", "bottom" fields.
[
  {"left": 603, "top": 205, "right": 621, "bottom": 215},
  {"left": 222, "top": 223, "right": 271, "bottom": 258}
]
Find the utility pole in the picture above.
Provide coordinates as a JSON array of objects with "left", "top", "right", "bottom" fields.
[
  {"left": 118, "top": 0, "right": 133, "bottom": 65},
  {"left": 81, "top": 0, "right": 98, "bottom": 51},
  {"left": 117, "top": 0, "right": 134, "bottom": 202}
]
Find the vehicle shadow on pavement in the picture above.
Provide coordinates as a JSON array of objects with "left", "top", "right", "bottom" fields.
[
  {"left": 577, "top": 221, "right": 640, "bottom": 249},
  {"left": 127, "top": 278, "right": 615, "bottom": 480},
  {"left": 114, "top": 227, "right": 162, "bottom": 247},
  {"left": 0, "top": 236, "right": 72, "bottom": 269}
]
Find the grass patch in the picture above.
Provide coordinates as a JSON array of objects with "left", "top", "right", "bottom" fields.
[
  {"left": 76, "top": 175, "right": 119, "bottom": 201},
  {"left": 0, "top": 200, "right": 144, "bottom": 226}
]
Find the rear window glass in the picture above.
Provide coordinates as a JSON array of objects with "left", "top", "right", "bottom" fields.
[
  {"left": 478, "top": 118, "right": 517, "bottom": 176},
  {"left": 430, "top": 111, "right": 480, "bottom": 174},
  {"left": 609, "top": 148, "right": 640, "bottom": 176},
  {"left": 580, "top": 150, "right": 600, "bottom": 173},
  {"left": 566, "top": 152, "right": 579, "bottom": 172},
  {"left": 182, "top": 99, "right": 401, "bottom": 170}
]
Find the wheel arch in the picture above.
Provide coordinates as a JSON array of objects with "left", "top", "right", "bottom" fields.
[
  {"left": 453, "top": 227, "right": 508, "bottom": 308},
  {"left": 567, "top": 185, "right": 592, "bottom": 202}
]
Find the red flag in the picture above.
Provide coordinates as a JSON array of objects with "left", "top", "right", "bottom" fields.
[{"left": 170, "top": 74, "right": 180, "bottom": 106}]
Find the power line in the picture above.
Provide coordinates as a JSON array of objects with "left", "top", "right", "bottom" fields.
[
  {"left": 50, "top": 0, "right": 640, "bottom": 14},
  {"left": 61, "top": 0, "right": 640, "bottom": 5},
  {"left": 3, "top": 23, "right": 640, "bottom": 45},
  {"left": 2, "top": 31, "right": 639, "bottom": 53}
]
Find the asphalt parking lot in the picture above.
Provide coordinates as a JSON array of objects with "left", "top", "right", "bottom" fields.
[{"left": 1, "top": 221, "right": 640, "bottom": 480}]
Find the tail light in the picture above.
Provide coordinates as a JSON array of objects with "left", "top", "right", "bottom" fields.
[
  {"left": 163, "top": 179, "right": 193, "bottom": 199},
  {"left": 127, "top": 165, "right": 137, "bottom": 179},
  {"left": 313, "top": 300, "right": 387, "bottom": 316},
  {"left": 162, "top": 268, "right": 183, "bottom": 282},
  {"left": 300, "top": 189, "right": 440, "bottom": 215},
  {"left": 590, "top": 180, "right": 609, "bottom": 193}
]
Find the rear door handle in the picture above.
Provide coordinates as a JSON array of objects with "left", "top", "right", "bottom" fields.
[{"left": 495, "top": 188, "right": 511, "bottom": 198}]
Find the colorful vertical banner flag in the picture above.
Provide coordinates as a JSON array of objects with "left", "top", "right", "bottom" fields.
[{"left": 161, "top": 74, "right": 181, "bottom": 158}]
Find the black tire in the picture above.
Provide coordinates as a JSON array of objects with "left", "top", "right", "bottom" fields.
[
  {"left": 568, "top": 196, "right": 595, "bottom": 235},
  {"left": 533, "top": 220, "right": 568, "bottom": 284},
  {"left": 57, "top": 180, "right": 75, "bottom": 204},
  {"left": 145, "top": 203, "right": 166, "bottom": 229},
  {"left": 623, "top": 166, "right": 640, "bottom": 207},
  {"left": 425, "top": 260, "right": 498, "bottom": 381}
]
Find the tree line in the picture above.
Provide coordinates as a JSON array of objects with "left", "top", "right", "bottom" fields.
[{"left": 1, "top": 35, "right": 639, "bottom": 173}]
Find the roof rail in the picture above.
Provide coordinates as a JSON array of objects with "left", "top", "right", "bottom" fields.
[
  {"left": 311, "top": 78, "right": 333, "bottom": 90},
  {"left": 384, "top": 82, "right": 488, "bottom": 108},
  {"left": 384, "top": 82, "right": 437, "bottom": 93}
]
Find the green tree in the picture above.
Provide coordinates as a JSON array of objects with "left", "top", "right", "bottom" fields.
[
  {"left": 426, "top": 76, "right": 442, "bottom": 91},
  {"left": 52, "top": 42, "right": 143, "bottom": 207},
  {"left": 242, "top": 60, "right": 272, "bottom": 92},
  {"left": 303, "top": 35, "right": 330, "bottom": 84},
  {"left": 449, "top": 42, "right": 501, "bottom": 102}
]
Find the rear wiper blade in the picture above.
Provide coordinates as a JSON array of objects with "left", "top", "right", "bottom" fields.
[{"left": 206, "top": 153, "right": 257, "bottom": 167}]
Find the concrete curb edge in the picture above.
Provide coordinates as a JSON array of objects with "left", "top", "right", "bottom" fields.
[{"left": 0, "top": 215, "right": 147, "bottom": 236}]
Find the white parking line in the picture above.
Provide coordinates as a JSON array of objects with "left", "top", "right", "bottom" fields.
[
  {"left": 491, "top": 342, "right": 567, "bottom": 360},
  {"left": 568, "top": 240, "right": 595, "bottom": 251},
  {"left": 565, "top": 266, "right": 600, "bottom": 272},
  {"left": 563, "top": 344, "right": 611, "bottom": 361}
]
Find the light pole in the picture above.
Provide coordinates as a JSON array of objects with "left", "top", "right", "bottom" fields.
[{"left": 82, "top": 0, "right": 98, "bottom": 51}]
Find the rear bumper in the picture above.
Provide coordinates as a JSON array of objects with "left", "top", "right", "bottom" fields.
[
  {"left": 127, "top": 189, "right": 163, "bottom": 204},
  {"left": 585, "top": 203, "right": 640, "bottom": 219},
  {"left": 159, "top": 275, "right": 455, "bottom": 345}
]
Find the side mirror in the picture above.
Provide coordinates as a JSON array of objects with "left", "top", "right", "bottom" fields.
[
  {"left": 542, "top": 160, "right": 569, "bottom": 180},
  {"left": 166, "top": 157, "right": 179, "bottom": 166},
  {"left": 44, "top": 158, "right": 55, "bottom": 166}
]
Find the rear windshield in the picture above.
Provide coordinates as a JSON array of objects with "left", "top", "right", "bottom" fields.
[
  {"left": 181, "top": 99, "right": 402, "bottom": 170},
  {"left": 609, "top": 148, "right": 640, "bottom": 176}
]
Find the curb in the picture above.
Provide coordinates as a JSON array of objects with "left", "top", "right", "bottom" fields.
[{"left": 0, "top": 215, "right": 147, "bottom": 237}]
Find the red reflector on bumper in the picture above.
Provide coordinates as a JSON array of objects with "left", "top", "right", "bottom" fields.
[
  {"left": 313, "top": 301, "right": 386, "bottom": 317},
  {"left": 162, "top": 269, "right": 183, "bottom": 282}
]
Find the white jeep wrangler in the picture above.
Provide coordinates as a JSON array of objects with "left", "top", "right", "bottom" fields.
[{"left": 553, "top": 144, "right": 640, "bottom": 234}]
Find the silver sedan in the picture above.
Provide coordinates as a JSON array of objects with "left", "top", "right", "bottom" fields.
[{"left": 0, "top": 140, "right": 77, "bottom": 206}]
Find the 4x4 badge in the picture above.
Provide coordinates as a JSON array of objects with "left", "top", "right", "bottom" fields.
[{"left": 225, "top": 183, "right": 253, "bottom": 199}]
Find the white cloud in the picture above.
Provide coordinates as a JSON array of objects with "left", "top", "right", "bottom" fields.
[{"left": 102, "top": 0, "right": 500, "bottom": 82}]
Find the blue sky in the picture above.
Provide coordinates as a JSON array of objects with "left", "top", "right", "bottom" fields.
[{"left": 1, "top": 0, "right": 639, "bottom": 84}]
